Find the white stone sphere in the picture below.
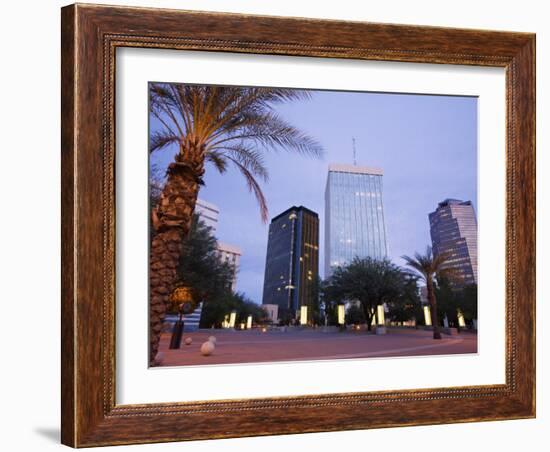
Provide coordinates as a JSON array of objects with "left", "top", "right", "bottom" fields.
[
  {"left": 184, "top": 337, "right": 192, "bottom": 345},
  {"left": 200, "top": 341, "right": 215, "bottom": 356},
  {"left": 208, "top": 335, "right": 217, "bottom": 344}
]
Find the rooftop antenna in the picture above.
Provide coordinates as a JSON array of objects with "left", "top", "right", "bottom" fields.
[{"left": 352, "top": 137, "right": 357, "bottom": 166}]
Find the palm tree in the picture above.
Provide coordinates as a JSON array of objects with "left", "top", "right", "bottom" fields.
[
  {"left": 401, "top": 246, "right": 453, "bottom": 340},
  {"left": 148, "top": 84, "right": 323, "bottom": 364}
]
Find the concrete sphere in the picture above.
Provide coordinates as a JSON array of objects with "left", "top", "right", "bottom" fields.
[
  {"left": 184, "top": 337, "right": 192, "bottom": 345},
  {"left": 200, "top": 341, "right": 215, "bottom": 356},
  {"left": 208, "top": 335, "right": 217, "bottom": 344}
]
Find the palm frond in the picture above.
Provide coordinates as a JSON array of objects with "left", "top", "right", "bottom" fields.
[
  {"left": 401, "top": 246, "right": 435, "bottom": 281},
  {"left": 210, "top": 111, "right": 323, "bottom": 157},
  {"left": 226, "top": 155, "right": 269, "bottom": 223},
  {"left": 213, "top": 145, "right": 269, "bottom": 182},
  {"left": 149, "top": 130, "right": 179, "bottom": 154},
  {"left": 150, "top": 83, "right": 323, "bottom": 222},
  {"left": 205, "top": 152, "right": 228, "bottom": 174}
]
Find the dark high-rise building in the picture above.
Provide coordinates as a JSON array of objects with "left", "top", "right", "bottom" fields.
[
  {"left": 262, "top": 206, "right": 319, "bottom": 321},
  {"left": 429, "top": 199, "right": 478, "bottom": 287}
]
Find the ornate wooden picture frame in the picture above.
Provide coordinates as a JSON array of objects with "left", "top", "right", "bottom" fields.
[{"left": 61, "top": 3, "right": 535, "bottom": 447}]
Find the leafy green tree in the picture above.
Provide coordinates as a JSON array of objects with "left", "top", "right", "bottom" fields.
[
  {"left": 324, "top": 257, "right": 405, "bottom": 331},
  {"left": 309, "top": 275, "right": 323, "bottom": 325},
  {"left": 175, "top": 219, "right": 271, "bottom": 328},
  {"left": 148, "top": 84, "right": 323, "bottom": 362},
  {"left": 434, "top": 276, "right": 458, "bottom": 325},
  {"left": 234, "top": 293, "right": 269, "bottom": 325},
  {"left": 320, "top": 278, "right": 341, "bottom": 326},
  {"left": 345, "top": 304, "right": 366, "bottom": 325},
  {"left": 434, "top": 278, "right": 478, "bottom": 327},
  {"left": 277, "top": 307, "right": 295, "bottom": 326},
  {"left": 200, "top": 292, "right": 269, "bottom": 329},
  {"left": 199, "top": 294, "right": 238, "bottom": 329},
  {"left": 175, "top": 215, "right": 234, "bottom": 303},
  {"left": 386, "top": 275, "right": 422, "bottom": 324},
  {"left": 459, "top": 283, "right": 478, "bottom": 323}
]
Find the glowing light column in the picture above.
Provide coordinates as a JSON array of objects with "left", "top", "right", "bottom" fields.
[
  {"left": 423, "top": 306, "right": 432, "bottom": 326},
  {"left": 337, "top": 304, "right": 345, "bottom": 327},
  {"left": 300, "top": 306, "right": 308, "bottom": 326}
]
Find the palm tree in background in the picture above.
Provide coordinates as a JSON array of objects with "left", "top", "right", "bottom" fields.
[
  {"left": 401, "top": 246, "right": 454, "bottom": 340},
  {"left": 148, "top": 83, "right": 323, "bottom": 364}
]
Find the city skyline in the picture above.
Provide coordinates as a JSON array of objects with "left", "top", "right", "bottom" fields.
[{"left": 150, "top": 89, "right": 477, "bottom": 304}]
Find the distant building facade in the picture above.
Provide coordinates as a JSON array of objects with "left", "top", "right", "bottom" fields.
[
  {"left": 261, "top": 206, "right": 320, "bottom": 320},
  {"left": 262, "top": 304, "right": 279, "bottom": 324},
  {"left": 195, "top": 198, "right": 241, "bottom": 290},
  {"left": 195, "top": 198, "right": 220, "bottom": 232},
  {"left": 429, "top": 198, "right": 478, "bottom": 286},
  {"left": 324, "top": 163, "right": 388, "bottom": 277},
  {"left": 217, "top": 242, "right": 242, "bottom": 291}
]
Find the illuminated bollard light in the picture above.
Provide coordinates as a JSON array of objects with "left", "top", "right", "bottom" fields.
[
  {"left": 247, "top": 315, "right": 252, "bottom": 330},
  {"left": 229, "top": 311, "right": 236, "bottom": 328},
  {"left": 300, "top": 306, "right": 308, "bottom": 326},
  {"left": 377, "top": 305, "right": 385, "bottom": 325},
  {"left": 184, "top": 337, "right": 192, "bottom": 345},
  {"left": 375, "top": 305, "right": 387, "bottom": 335},
  {"left": 424, "top": 305, "right": 432, "bottom": 326},
  {"left": 457, "top": 310, "right": 466, "bottom": 328},
  {"left": 337, "top": 304, "right": 345, "bottom": 327}
]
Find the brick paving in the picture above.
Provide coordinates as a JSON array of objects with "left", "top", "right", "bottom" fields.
[{"left": 156, "top": 327, "right": 478, "bottom": 367}]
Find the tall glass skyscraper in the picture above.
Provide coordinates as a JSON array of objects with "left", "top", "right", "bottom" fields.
[
  {"left": 429, "top": 199, "right": 478, "bottom": 286},
  {"left": 262, "top": 206, "right": 319, "bottom": 319},
  {"left": 324, "top": 164, "right": 388, "bottom": 277}
]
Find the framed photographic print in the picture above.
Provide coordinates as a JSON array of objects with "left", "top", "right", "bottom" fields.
[{"left": 61, "top": 3, "right": 535, "bottom": 447}]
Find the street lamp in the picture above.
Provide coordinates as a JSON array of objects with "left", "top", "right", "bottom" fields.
[{"left": 168, "top": 286, "right": 197, "bottom": 350}]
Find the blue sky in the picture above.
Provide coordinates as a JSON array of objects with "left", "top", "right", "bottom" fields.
[{"left": 150, "top": 88, "right": 477, "bottom": 304}]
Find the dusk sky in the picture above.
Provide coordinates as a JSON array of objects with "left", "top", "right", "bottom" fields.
[{"left": 150, "top": 88, "right": 478, "bottom": 304}]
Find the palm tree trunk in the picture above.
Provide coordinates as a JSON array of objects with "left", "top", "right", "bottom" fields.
[
  {"left": 427, "top": 280, "right": 442, "bottom": 340},
  {"left": 149, "top": 158, "right": 203, "bottom": 365}
]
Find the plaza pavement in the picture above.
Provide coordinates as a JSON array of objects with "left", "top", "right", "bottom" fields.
[{"left": 157, "top": 327, "right": 478, "bottom": 367}]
